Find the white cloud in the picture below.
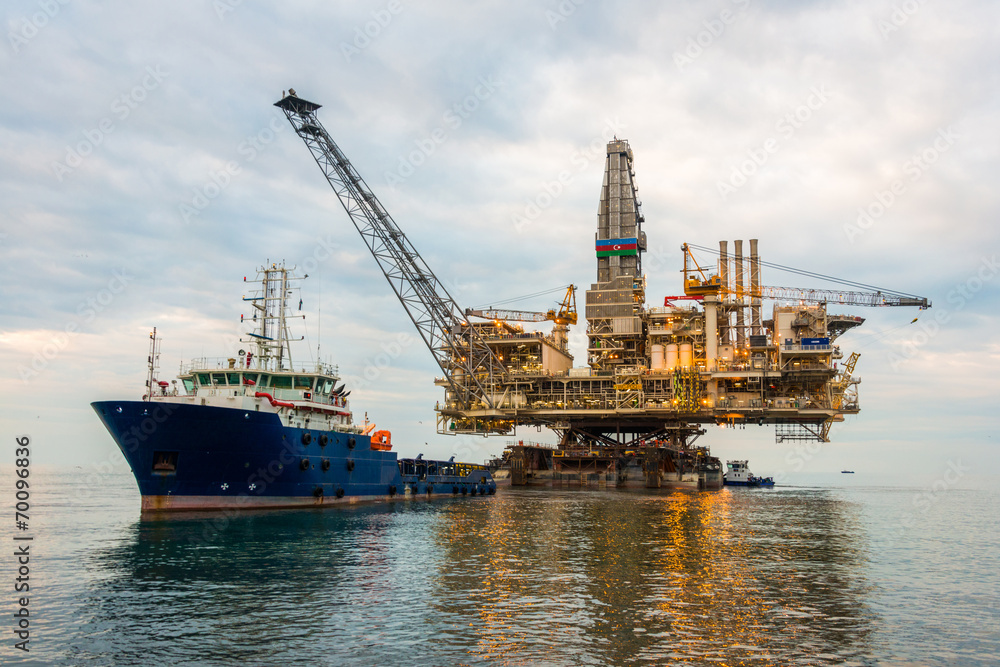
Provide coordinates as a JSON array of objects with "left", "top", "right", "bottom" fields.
[{"left": 1, "top": 0, "right": 997, "bottom": 472}]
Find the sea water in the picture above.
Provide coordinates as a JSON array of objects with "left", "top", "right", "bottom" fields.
[{"left": 1, "top": 467, "right": 997, "bottom": 666}]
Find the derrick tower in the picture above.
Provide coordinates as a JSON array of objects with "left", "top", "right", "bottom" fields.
[{"left": 587, "top": 140, "right": 648, "bottom": 371}]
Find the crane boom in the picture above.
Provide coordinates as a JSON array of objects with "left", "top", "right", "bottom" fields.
[
  {"left": 465, "top": 285, "right": 578, "bottom": 325},
  {"left": 681, "top": 241, "right": 931, "bottom": 309},
  {"left": 466, "top": 308, "right": 548, "bottom": 322},
  {"left": 746, "top": 286, "right": 929, "bottom": 308},
  {"left": 275, "top": 92, "right": 507, "bottom": 410}
]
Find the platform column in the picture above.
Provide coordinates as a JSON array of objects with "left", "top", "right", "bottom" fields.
[
  {"left": 510, "top": 447, "right": 526, "bottom": 486},
  {"left": 705, "top": 295, "right": 719, "bottom": 371},
  {"left": 643, "top": 449, "right": 662, "bottom": 488}
]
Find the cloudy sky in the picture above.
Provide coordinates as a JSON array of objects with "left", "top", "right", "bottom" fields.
[{"left": 2, "top": 0, "right": 997, "bottom": 480}]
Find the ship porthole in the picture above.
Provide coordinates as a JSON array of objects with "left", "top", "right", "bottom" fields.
[
  {"left": 299, "top": 458, "right": 309, "bottom": 470},
  {"left": 302, "top": 432, "right": 313, "bottom": 445},
  {"left": 346, "top": 459, "right": 355, "bottom": 472}
]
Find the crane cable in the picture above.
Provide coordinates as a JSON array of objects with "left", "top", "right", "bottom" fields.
[
  {"left": 472, "top": 284, "right": 572, "bottom": 310},
  {"left": 850, "top": 317, "right": 921, "bottom": 350},
  {"left": 685, "top": 243, "right": 923, "bottom": 299}
]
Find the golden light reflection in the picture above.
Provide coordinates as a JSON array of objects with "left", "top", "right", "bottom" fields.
[{"left": 429, "top": 487, "right": 875, "bottom": 664}]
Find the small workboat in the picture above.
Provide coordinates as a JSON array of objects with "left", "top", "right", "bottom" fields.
[{"left": 723, "top": 460, "right": 775, "bottom": 487}]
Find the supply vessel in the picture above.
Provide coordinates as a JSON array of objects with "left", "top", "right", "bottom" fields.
[
  {"left": 723, "top": 460, "right": 775, "bottom": 487},
  {"left": 92, "top": 262, "right": 495, "bottom": 512}
]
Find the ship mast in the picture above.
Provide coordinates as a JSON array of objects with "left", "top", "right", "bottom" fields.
[
  {"left": 242, "top": 262, "right": 304, "bottom": 372},
  {"left": 145, "top": 327, "right": 160, "bottom": 400}
]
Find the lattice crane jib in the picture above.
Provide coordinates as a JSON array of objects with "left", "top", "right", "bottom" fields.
[
  {"left": 683, "top": 241, "right": 931, "bottom": 309},
  {"left": 465, "top": 285, "right": 578, "bottom": 325},
  {"left": 274, "top": 92, "right": 507, "bottom": 411}
]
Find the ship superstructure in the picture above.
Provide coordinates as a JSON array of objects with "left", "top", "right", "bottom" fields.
[
  {"left": 92, "top": 262, "right": 495, "bottom": 511},
  {"left": 167, "top": 263, "right": 353, "bottom": 435}
]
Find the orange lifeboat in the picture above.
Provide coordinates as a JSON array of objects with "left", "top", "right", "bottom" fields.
[{"left": 370, "top": 430, "right": 392, "bottom": 451}]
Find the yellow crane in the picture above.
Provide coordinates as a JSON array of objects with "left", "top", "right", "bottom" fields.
[
  {"left": 681, "top": 243, "right": 724, "bottom": 296},
  {"left": 465, "top": 285, "right": 577, "bottom": 350},
  {"left": 465, "top": 285, "right": 577, "bottom": 325}
]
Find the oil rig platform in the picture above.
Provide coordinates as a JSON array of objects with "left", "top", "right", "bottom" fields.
[{"left": 276, "top": 91, "right": 930, "bottom": 490}]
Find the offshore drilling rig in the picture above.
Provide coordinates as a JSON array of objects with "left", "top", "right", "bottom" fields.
[{"left": 276, "top": 92, "right": 929, "bottom": 489}]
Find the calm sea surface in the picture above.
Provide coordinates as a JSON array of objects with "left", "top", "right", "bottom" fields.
[{"left": 1, "top": 467, "right": 998, "bottom": 666}]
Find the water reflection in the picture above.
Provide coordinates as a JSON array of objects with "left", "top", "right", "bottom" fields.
[
  {"left": 78, "top": 507, "right": 415, "bottom": 665},
  {"left": 433, "top": 488, "right": 875, "bottom": 665},
  {"left": 72, "top": 489, "right": 875, "bottom": 665}
]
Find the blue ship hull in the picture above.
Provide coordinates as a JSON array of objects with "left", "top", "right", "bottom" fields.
[
  {"left": 92, "top": 400, "right": 495, "bottom": 511},
  {"left": 723, "top": 480, "right": 775, "bottom": 488}
]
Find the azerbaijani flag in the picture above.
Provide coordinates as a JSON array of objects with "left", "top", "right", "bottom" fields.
[{"left": 596, "top": 237, "right": 638, "bottom": 257}]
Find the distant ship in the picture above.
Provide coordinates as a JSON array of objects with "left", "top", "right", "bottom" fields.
[
  {"left": 841, "top": 470, "right": 855, "bottom": 474},
  {"left": 723, "top": 460, "right": 775, "bottom": 487},
  {"left": 92, "top": 262, "right": 495, "bottom": 511}
]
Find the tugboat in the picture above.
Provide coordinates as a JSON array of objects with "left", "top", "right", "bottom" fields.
[
  {"left": 723, "top": 460, "right": 775, "bottom": 488},
  {"left": 92, "top": 262, "right": 495, "bottom": 511}
]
